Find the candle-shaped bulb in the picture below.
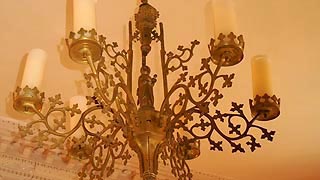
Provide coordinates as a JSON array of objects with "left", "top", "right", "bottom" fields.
[
  {"left": 73, "top": 0, "right": 97, "bottom": 32},
  {"left": 251, "top": 55, "right": 273, "bottom": 97},
  {"left": 69, "top": 95, "right": 87, "bottom": 138},
  {"left": 212, "top": 0, "right": 237, "bottom": 38},
  {"left": 21, "top": 49, "right": 47, "bottom": 89}
]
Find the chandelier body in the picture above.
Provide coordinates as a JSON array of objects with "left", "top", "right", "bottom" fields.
[{"left": 13, "top": 1, "right": 280, "bottom": 180}]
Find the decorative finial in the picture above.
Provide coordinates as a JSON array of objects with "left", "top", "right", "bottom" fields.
[{"left": 141, "top": 0, "right": 148, "bottom": 4}]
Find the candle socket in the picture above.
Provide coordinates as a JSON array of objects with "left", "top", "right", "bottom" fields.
[
  {"left": 13, "top": 86, "right": 45, "bottom": 114},
  {"left": 209, "top": 32, "right": 244, "bottom": 66},
  {"left": 177, "top": 139, "right": 201, "bottom": 160},
  {"left": 66, "top": 28, "right": 103, "bottom": 64},
  {"left": 249, "top": 94, "right": 280, "bottom": 121}
]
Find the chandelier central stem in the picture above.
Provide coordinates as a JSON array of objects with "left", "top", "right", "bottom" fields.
[{"left": 142, "top": 55, "right": 147, "bottom": 67}]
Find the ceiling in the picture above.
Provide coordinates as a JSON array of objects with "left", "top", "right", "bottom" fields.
[{"left": 0, "top": 0, "right": 320, "bottom": 180}]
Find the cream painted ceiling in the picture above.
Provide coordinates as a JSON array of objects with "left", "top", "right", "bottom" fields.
[{"left": 1, "top": 0, "right": 320, "bottom": 180}]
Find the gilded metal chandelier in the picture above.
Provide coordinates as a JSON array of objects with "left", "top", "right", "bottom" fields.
[{"left": 12, "top": 0, "right": 280, "bottom": 180}]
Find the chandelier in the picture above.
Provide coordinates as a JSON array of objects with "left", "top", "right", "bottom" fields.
[{"left": 12, "top": 0, "right": 280, "bottom": 180}]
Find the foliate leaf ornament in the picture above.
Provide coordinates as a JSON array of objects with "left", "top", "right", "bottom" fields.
[
  {"left": 48, "top": 94, "right": 63, "bottom": 108},
  {"left": 13, "top": 2, "right": 281, "bottom": 179},
  {"left": 209, "top": 140, "right": 223, "bottom": 151}
]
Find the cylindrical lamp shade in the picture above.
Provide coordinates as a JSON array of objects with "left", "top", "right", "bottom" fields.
[
  {"left": 251, "top": 55, "right": 273, "bottom": 97},
  {"left": 21, "top": 49, "right": 47, "bottom": 89},
  {"left": 73, "top": 0, "right": 97, "bottom": 32},
  {"left": 69, "top": 96, "right": 87, "bottom": 138},
  {"left": 212, "top": 0, "right": 237, "bottom": 38}
]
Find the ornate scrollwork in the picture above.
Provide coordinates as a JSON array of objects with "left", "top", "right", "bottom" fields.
[
  {"left": 99, "top": 36, "right": 129, "bottom": 73},
  {"left": 16, "top": 93, "right": 80, "bottom": 149},
  {"left": 13, "top": 1, "right": 280, "bottom": 180},
  {"left": 164, "top": 40, "right": 200, "bottom": 75},
  {"left": 173, "top": 103, "right": 275, "bottom": 153},
  {"left": 16, "top": 89, "right": 134, "bottom": 179},
  {"left": 159, "top": 137, "right": 193, "bottom": 180},
  {"left": 156, "top": 35, "right": 277, "bottom": 179}
]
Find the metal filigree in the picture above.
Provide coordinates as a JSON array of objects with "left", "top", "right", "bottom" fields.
[
  {"left": 165, "top": 40, "right": 200, "bottom": 75},
  {"left": 13, "top": 1, "right": 280, "bottom": 180}
]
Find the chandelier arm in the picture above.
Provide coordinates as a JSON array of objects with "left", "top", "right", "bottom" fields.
[
  {"left": 192, "top": 56, "right": 227, "bottom": 100},
  {"left": 160, "top": 69, "right": 220, "bottom": 117},
  {"left": 19, "top": 104, "right": 113, "bottom": 153},
  {"left": 164, "top": 40, "right": 199, "bottom": 75},
  {"left": 174, "top": 158, "right": 191, "bottom": 180},
  {"left": 46, "top": 106, "right": 103, "bottom": 139},
  {"left": 160, "top": 54, "right": 225, "bottom": 115},
  {"left": 203, "top": 56, "right": 225, "bottom": 92},
  {"left": 127, "top": 21, "right": 134, "bottom": 94},
  {"left": 103, "top": 44, "right": 127, "bottom": 62},
  {"left": 169, "top": 108, "right": 213, "bottom": 139},
  {"left": 214, "top": 111, "right": 272, "bottom": 150},
  {"left": 86, "top": 57, "right": 130, "bottom": 107},
  {"left": 19, "top": 106, "right": 110, "bottom": 153},
  {"left": 114, "top": 97, "right": 135, "bottom": 127},
  {"left": 79, "top": 126, "right": 131, "bottom": 179},
  {"left": 159, "top": 137, "right": 192, "bottom": 180},
  {"left": 249, "top": 111, "right": 262, "bottom": 124},
  {"left": 102, "top": 150, "right": 113, "bottom": 177},
  {"left": 114, "top": 83, "right": 137, "bottom": 111},
  {"left": 79, "top": 106, "right": 107, "bottom": 137},
  {"left": 102, "top": 43, "right": 128, "bottom": 64},
  {"left": 171, "top": 104, "right": 273, "bottom": 153},
  {"left": 84, "top": 49, "right": 136, "bottom": 108},
  {"left": 159, "top": 84, "right": 189, "bottom": 115},
  {"left": 81, "top": 144, "right": 109, "bottom": 177},
  {"left": 193, "top": 111, "right": 246, "bottom": 140},
  {"left": 87, "top": 54, "right": 112, "bottom": 104},
  {"left": 159, "top": 22, "right": 169, "bottom": 102},
  {"left": 225, "top": 114, "right": 252, "bottom": 140},
  {"left": 31, "top": 103, "right": 46, "bottom": 120},
  {"left": 85, "top": 60, "right": 137, "bottom": 109},
  {"left": 110, "top": 140, "right": 128, "bottom": 159},
  {"left": 17, "top": 119, "right": 44, "bottom": 138},
  {"left": 43, "top": 108, "right": 68, "bottom": 136},
  {"left": 79, "top": 104, "right": 129, "bottom": 141},
  {"left": 250, "top": 124, "right": 272, "bottom": 136},
  {"left": 79, "top": 163, "right": 90, "bottom": 179},
  {"left": 22, "top": 105, "right": 70, "bottom": 138},
  {"left": 102, "top": 42, "right": 129, "bottom": 72},
  {"left": 90, "top": 142, "right": 111, "bottom": 170}
]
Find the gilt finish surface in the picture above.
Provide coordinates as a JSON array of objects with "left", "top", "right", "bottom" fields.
[{"left": 13, "top": 1, "right": 280, "bottom": 180}]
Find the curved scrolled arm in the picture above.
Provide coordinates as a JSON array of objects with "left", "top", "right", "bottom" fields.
[
  {"left": 78, "top": 127, "right": 131, "bottom": 180},
  {"left": 16, "top": 94, "right": 100, "bottom": 149},
  {"left": 164, "top": 40, "right": 200, "bottom": 75},
  {"left": 159, "top": 136, "right": 192, "bottom": 180},
  {"left": 170, "top": 103, "right": 275, "bottom": 153},
  {"left": 160, "top": 40, "right": 200, "bottom": 104},
  {"left": 75, "top": 97, "right": 133, "bottom": 179},
  {"left": 102, "top": 40, "right": 129, "bottom": 72},
  {"left": 159, "top": 56, "right": 227, "bottom": 117},
  {"left": 84, "top": 56, "right": 137, "bottom": 112}
]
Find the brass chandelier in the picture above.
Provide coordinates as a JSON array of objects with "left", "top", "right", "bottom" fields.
[{"left": 12, "top": 0, "right": 280, "bottom": 180}]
